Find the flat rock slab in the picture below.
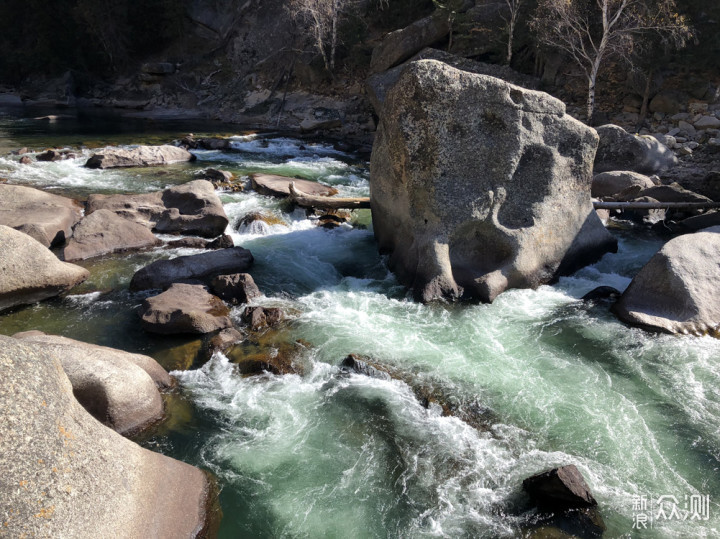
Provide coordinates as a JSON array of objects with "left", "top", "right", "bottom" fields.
[
  {"left": 591, "top": 171, "right": 655, "bottom": 199},
  {"left": 63, "top": 209, "right": 161, "bottom": 261},
  {"left": 130, "top": 246, "right": 254, "bottom": 291},
  {"left": 0, "top": 184, "right": 82, "bottom": 247},
  {"left": 250, "top": 173, "right": 338, "bottom": 198},
  {"left": 0, "top": 335, "right": 213, "bottom": 537},
  {"left": 612, "top": 226, "right": 720, "bottom": 335},
  {"left": 85, "top": 144, "right": 194, "bottom": 169},
  {"left": 86, "top": 179, "right": 228, "bottom": 237},
  {"left": 139, "top": 283, "right": 232, "bottom": 334},
  {"left": 0, "top": 225, "right": 89, "bottom": 312}
]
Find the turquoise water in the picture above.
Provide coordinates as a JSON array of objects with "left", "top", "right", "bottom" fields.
[{"left": 0, "top": 109, "right": 718, "bottom": 537}]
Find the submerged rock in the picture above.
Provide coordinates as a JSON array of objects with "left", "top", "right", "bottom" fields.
[
  {"left": 0, "top": 225, "right": 89, "bottom": 312},
  {"left": 210, "top": 273, "right": 262, "bottom": 305},
  {"left": 523, "top": 465, "right": 598, "bottom": 511},
  {"left": 87, "top": 180, "right": 229, "bottom": 238},
  {"left": 612, "top": 226, "right": 720, "bottom": 335},
  {"left": 581, "top": 286, "right": 621, "bottom": 303},
  {"left": 0, "top": 335, "right": 215, "bottom": 537},
  {"left": 85, "top": 144, "right": 194, "bottom": 169},
  {"left": 340, "top": 354, "right": 391, "bottom": 381},
  {"left": 242, "top": 306, "right": 284, "bottom": 331},
  {"left": 370, "top": 59, "right": 617, "bottom": 303},
  {"left": 139, "top": 283, "right": 233, "bottom": 335},
  {"left": 130, "top": 247, "right": 254, "bottom": 291},
  {"left": 63, "top": 209, "right": 161, "bottom": 261},
  {"left": 12, "top": 331, "right": 169, "bottom": 434},
  {"left": 0, "top": 184, "right": 82, "bottom": 247},
  {"left": 250, "top": 173, "right": 338, "bottom": 198},
  {"left": 594, "top": 124, "right": 677, "bottom": 175}
]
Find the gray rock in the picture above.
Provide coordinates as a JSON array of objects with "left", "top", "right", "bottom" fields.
[
  {"left": 0, "top": 184, "right": 82, "bottom": 247},
  {"left": 591, "top": 171, "right": 655, "bottom": 198},
  {"left": 523, "top": 465, "right": 598, "bottom": 510},
  {"left": 141, "top": 62, "right": 176, "bottom": 75},
  {"left": 612, "top": 227, "right": 720, "bottom": 335},
  {"left": 694, "top": 115, "right": 720, "bottom": 129},
  {"left": 250, "top": 173, "right": 338, "bottom": 198},
  {"left": 85, "top": 144, "right": 194, "bottom": 169},
  {"left": 637, "top": 183, "right": 712, "bottom": 203},
  {"left": 370, "top": 12, "right": 450, "bottom": 74},
  {"left": 677, "top": 211, "right": 720, "bottom": 232},
  {"left": 63, "top": 209, "right": 161, "bottom": 261},
  {"left": 0, "top": 336, "right": 213, "bottom": 537},
  {"left": 130, "top": 246, "right": 254, "bottom": 291},
  {"left": 139, "top": 283, "right": 232, "bottom": 335},
  {"left": 0, "top": 225, "right": 89, "bottom": 312},
  {"left": 678, "top": 120, "right": 696, "bottom": 136},
  {"left": 370, "top": 60, "right": 617, "bottom": 303},
  {"left": 652, "top": 133, "right": 676, "bottom": 149},
  {"left": 209, "top": 327, "right": 244, "bottom": 352},
  {"left": 12, "top": 331, "right": 166, "bottom": 434},
  {"left": 594, "top": 124, "right": 678, "bottom": 175},
  {"left": 242, "top": 306, "right": 284, "bottom": 330},
  {"left": 87, "top": 180, "right": 228, "bottom": 237},
  {"left": 649, "top": 91, "right": 682, "bottom": 115},
  {"left": 210, "top": 273, "right": 261, "bottom": 305}
]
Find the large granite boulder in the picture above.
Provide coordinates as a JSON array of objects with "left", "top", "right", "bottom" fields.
[
  {"left": 594, "top": 124, "right": 678, "bottom": 175},
  {"left": 0, "top": 335, "right": 214, "bottom": 537},
  {"left": 612, "top": 227, "right": 720, "bottom": 335},
  {"left": 0, "top": 184, "right": 82, "bottom": 247},
  {"left": 139, "top": 283, "right": 233, "bottom": 335},
  {"left": 210, "top": 273, "right": 262, "bottom": 305},
  {"left": 130, "top": 247, "right": 254, "bottom": 291},
  {"left": 85, "top": 144, "right": 195, "bottom": 169},
  {"left": 86, "top": 180, "right": 228, "bottom": 237},
  {"left": 523, "top": 465, "right": 598, "bottom": 511},
  {"left": 12, "top": 331, "right": 167, "bottom": 435},
  {"left": 63, "top": 209, "right": 161, "bottom": 261},
  {"left": 0, "top": 225, "right": 89, "bottom": 312},
  {"left": 591, "top": 171, "right": 655, "bottom": 198},
  {"left": 370, "top": 60, "right": 617, "bottom": 303}
]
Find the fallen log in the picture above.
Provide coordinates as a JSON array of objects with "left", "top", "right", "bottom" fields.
[
  {"left": 593, "top": 201, "right": 720, "bottom": 210},
  {"left": 289, "top": 182, "right": 371, "bottom": 210}
]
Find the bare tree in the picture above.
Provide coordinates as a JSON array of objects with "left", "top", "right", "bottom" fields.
[
  {"left": 503, "top": 0, "right": 523, "bottom": 65},
  {"left": 531, "top": 0, "right": 691, "bottom": 121}
]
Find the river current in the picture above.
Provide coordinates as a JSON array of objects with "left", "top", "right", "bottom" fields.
[{"left": 0, "top": 109, "right": 718, "bottom": 537}]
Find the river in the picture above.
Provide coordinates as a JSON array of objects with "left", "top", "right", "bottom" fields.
[{"left": 0, "top": 107, "right": 718, "bottom": 538}]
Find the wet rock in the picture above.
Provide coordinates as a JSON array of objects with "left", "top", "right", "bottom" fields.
[
  {"left": 591, "top": 171, "right": 655, "bottom": 198},
  {"left": 19, "top": 155, "right": 31, "bottom": 164},
  {"left": 130, "top": 246, "right": 254, "bottom": 291},
  {"left": 209, "top": 328, "right": 244, "bottom": 352},
  {"left": 87, "top": 180, "right": 229, "bottom": 237},
  {"left": 523, "top": 465, "right": 598, "bottom": 511},
  {"left": 340, "top": 354, "right": 392, "bottom": 380},
  {"left": 370, "top": 59, "right": 616, "bottom": 303},
  {"left": 200, "top": 168, "right": 242, "bottom": 191},
  {"left": 85, "top": 144, "right": 194, "bottom": 169},
  {"left": 207, "top": 233, "right": 235, "bottom": 249},
  {"left": 581, "top": 286, "right": 621, "bottom": 303},
  {"left": 210, "top": 273, "right": 261, "bottom": 305},
  {"left": 11, "top": 332, "right": 165, "bottom": 435},
  {"left": 612, "top": 226, "right": 720, "bottom": 335},
  {"left": 225, "top": 336, "right": 308, "bottom": 376},
  {"left": 36, "top": 149, "right": 64, "bottom": 161},
  {"left": 139, "top": 283, "right": 232, "bottom": 335},
  {"left": 237, "top": 211, "right": 286, "bottom": 231},
  {"left": 0, "top": 184, "right": 82, "bottom": 247},
  {"left": 165, "top": 233, "right": 233, "bottom": 250},
  {"left": 0, "top": 335, "right": 214, "bottom": 538},
  {"left": 241, "top": 306, "right": 284, "bottom": 330},
  {"left": 250, "top": 173, "right": 338, "bottom": 198},
  {"left": 594, "top": 124, "right": 678, "bottom": 174},
  {"left": 0, "top": 225, "right": 89, "bottom": 312},
  {"left": 63, "top": 209, "right": 161, "bottom": 261}
]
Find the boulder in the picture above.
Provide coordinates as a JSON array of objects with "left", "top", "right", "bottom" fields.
[
  {"left": 636, "top": 183, "right": 712, "bottom": 203},
  {"left": 36, "top": 149, "right": 64, "bottom": 162},
  {"left": 594, "top": 124, "right": 678, "bottom": 175},
  {"left": 165, "top": 233, "right": 234, "bottom": 250},
  {"left": 694, "top": 115, "right": 720, "bottom": 129},
  {"left": 523, "top": 465, "right": 598, "bottom": 511},
  {"left": 87, "top": 180, "right": 229, "bottom": 237},
  {"left": 250, "top": 173, "right": 338, "bottom": 198},
  {"left": 591, "top": 171, "right": 655, "bottom": 198},
  {"left": 677, "top": 211, "right": 720, "bottom": 232},
  {"left": 63, "top": 209, "right": 161, "bottom": 261},
  {"left": 0, "top": 225, "right": 89, "bottom": 312},
  {"left": 139, "top": 283, "right": 233, "bottom": 335},
  {"left": 210, "top": 273, "right": 262, "bottom": 305},
  {"left": 0, "top": 184, "right": 82, "bottom": 247},
  {"left": 209, "top": 328, "right": 244, "bottom": 352},
  {"left": 12, "top": 332, "right": 167, "bottom": 434},
  {"left": 242, "top": 306, "right": 284, "bottom": 330},
  {"left": 130, "top": 247, "right": 254, "bottom": 291},
  {"left": 85, "top": 145, "right": 194, "bottom": 169},
  {"left": 340, "top": 354, "right": 392, "bottom": 381},
  {"left": 648, "top": 91, "right": 682, "bottom": 115},
  {"left": 0, "top": 336, "right": 214, "bottom": 537},
  {"left": 370, "top": 12, "right": 450, "bottom": 74},
  {"left": 612, "top": 227, "right": 720, "bottom": 335},
  {"left": 581, "top": 286, "right": 621, "bottom": 303},
  {"left": 370, "top": 60, "right": 617, "bottom": 303}
]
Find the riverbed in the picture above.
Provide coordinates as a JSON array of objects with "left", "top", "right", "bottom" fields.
[{"left": 1, "top": 108, "right": 718, "bottom": 538}]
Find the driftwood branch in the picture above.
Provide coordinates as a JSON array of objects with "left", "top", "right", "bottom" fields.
[
  {"left": 289, "top": 182, "right": 371, "bottom": 210},
  {"left": 593, "top": 201, "right": 720, "bottom": 210}
]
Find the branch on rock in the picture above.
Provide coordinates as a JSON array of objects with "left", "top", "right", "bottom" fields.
[
  {"left": 288, "top": 182, "right": 371, "bottom": 210},
  {"left": 593, "top": 201, "right": 720, "bottom": 210}
]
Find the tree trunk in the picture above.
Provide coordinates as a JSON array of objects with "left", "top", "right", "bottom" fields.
[
  {"left": 506, "top": 19, "right": 514, "bottom": 64},
  {"left": 636, "top": 69, "right": 654, "bottom": 132},
  {"left": 330, "top": 0, "right": 338, "bottom": 71}
]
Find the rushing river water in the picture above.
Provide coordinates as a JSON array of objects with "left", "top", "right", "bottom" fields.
[{"left": 1, "top": 108, "right": 719, "bottom": 538}]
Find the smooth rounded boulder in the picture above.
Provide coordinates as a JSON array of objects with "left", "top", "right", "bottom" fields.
[
  {"left": 85, "top": 144, "right": 195, "bottom": 169},
  {"left": 591, "top": 171, "right": 655, "bottom": 198},
  {"left": 0, "top": 225, "right": 89, "bottom": 312},
  {"left": 612, "top": 226, "right": 720, "bottom": 335},
  {"left": 370, "top": 59, "right": 617, "bottom": 303},
  {"left": 0, "top": 336, "right": 215, "bottom": 537},
  {"left": 0, "top": 184, "right": 82, "bottom": 247},
  {"left": 594, "top": 124, "right": 677, "bottom": 175}
]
